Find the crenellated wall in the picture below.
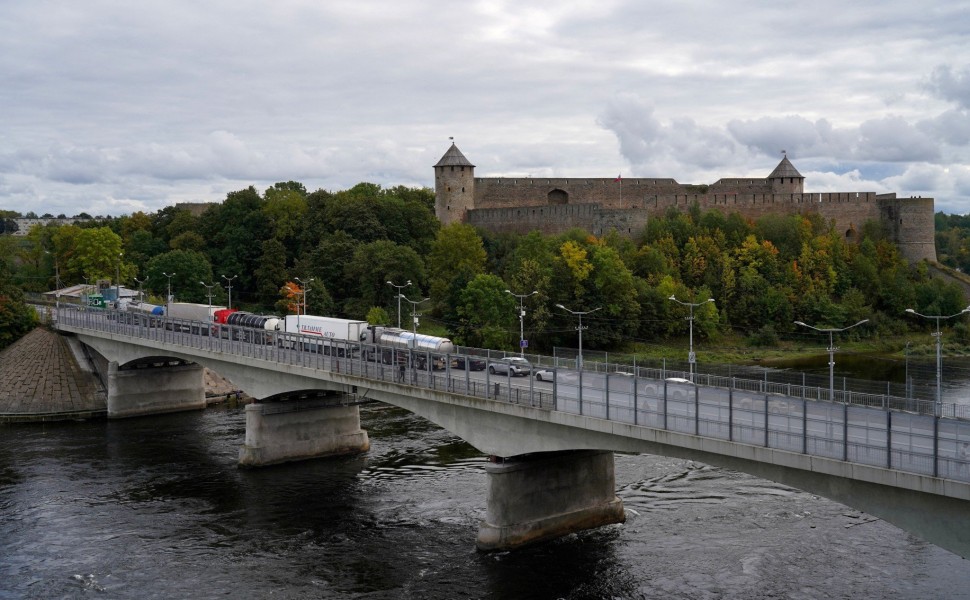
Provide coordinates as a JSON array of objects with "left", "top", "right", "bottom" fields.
[
  {"left": 437, "top": 147, "right": 937, "bottom": 262},
  {"left": 462, "top": 183, "right": 935, "bottom": 262}
]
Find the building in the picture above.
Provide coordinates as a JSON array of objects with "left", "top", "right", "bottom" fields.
[{"left": 433, "top": 144, "right": 937, "bottom": 263}]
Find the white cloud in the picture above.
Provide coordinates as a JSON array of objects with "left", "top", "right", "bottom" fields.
[{"left": 0, "top": 0, "right": 968, "bottom": 216}]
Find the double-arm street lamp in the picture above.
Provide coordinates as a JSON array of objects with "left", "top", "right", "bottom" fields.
[
  {"left": 115, "top": 252, "right": 124, "bottom": 308},
  {"left": 401, "top": 295, "right": 430, "bottom": 338},
  {"left": 387, "top": 280, "right": 412, "bottom": 328},
  {"left": 794, "top": 319, "right": 869, "bottom": 403},
  {"left": 905, "top": 306, "right": 970, "bottom": 416},
  {"left": 668, "top": 295, "right": 715, "bottom": 382},
  {"left": 294, "top": 277, "right": 315, "bottom": 335},
  {"left": 199, "top": 281, "right": 217, "bottom": 307},
  {"left": 555, "top": 304, "right": 601, "bottom": 370},
  {"left": 222, "top": 275, "right": 237, "bottom": 309},
  {"left": 294, "top": 277, "right": 314, "bottom": 316},
  {"left": 162, "top": 272, "right": 175, "bottom": 313},
  {"left": 506, "top": 289, "right": 537, "bottom": 357}
]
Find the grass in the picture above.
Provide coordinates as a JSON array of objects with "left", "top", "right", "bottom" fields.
[{"left": 616, "top": 332, "right": 970, "bottom": 366}]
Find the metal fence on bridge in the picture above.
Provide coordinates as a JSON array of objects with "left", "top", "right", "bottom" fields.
[{"left": 57, "top": 306, "right": 970, "bottom": 484}]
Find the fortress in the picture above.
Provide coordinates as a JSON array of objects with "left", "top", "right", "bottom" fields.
[{"left": 433, "top": 143, "right": 937, "bottom": 263}]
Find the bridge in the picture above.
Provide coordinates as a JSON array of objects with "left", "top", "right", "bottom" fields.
[{"left": 53, "top": 306, "right": 970, "bottom": 557}]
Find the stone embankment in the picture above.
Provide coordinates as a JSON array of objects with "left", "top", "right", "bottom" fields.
[
  {"left": 1, "top": 328, "right": 249, "bottom": 423},
  {"left": 0, "top": 327, "right": 104, "bottom": 422}
]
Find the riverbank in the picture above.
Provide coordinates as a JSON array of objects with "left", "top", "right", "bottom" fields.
[
  {"left": 0, "top": 327, "right": 105, "bottom": 422},
  {"left": 623, "top": 332, "right": 970, "bottom": 367},
  {"left": 0, "top": 327, "right": 251, "bottom": 423}
]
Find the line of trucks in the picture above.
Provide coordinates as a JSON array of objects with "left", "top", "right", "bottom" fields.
[{"left": 118, "top": 301, "right": 470, "bottom": 370}]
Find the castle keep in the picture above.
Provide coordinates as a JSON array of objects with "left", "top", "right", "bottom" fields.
[{"left": 434, "top": 143, "right": 937, "bottom": 263}]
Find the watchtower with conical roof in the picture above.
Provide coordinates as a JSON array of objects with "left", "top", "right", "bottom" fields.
[
  {"left": 768, "top": 154, "right": 804, "bottom": 194},
  {"left": 434, "top": 143, "right": 475, "bottom": 226}
]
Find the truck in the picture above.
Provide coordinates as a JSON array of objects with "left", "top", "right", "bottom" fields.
[
  {"left": 360, "top": 325, "right": 456, "bottom": 370},
  {"left": 283, "top": 315, "right": 367, "bottom": 356},
  {"left": 166, "top": 302, "right": 226, "bottom": 334}
]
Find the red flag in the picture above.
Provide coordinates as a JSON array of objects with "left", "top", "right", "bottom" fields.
[{"left": 614, "top": 174, "right": 621, "bottom": 182}]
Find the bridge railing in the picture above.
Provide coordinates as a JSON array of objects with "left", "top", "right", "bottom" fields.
[{"left": 57, "top": 306, "right": 970, "bottom": 483}]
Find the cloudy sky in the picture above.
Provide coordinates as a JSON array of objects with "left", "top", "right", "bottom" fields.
[{"left": 2, "top": 1, "right": 969, "bottom": 217}]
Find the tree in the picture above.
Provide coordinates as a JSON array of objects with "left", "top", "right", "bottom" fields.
[
  {"left": 145, "top": 250, "right": 214, "bottom": 304},
  {"left": 0, "top": 263, "right": 36, "bottom": 349},
  {"left": 455, "top": 274, "right": 515, "bottom": 348},
  {"left": 343, "top": 240, "right": 425, "bottom": 320},
  {"left": 60, "top": 226, "right": 133, "bottom": 285},
  {"left": 255, "top": 239, "right": 287, "bottom": 308},
  {"left": 427, "top": 223, "right": 486, "bottom": 316}
]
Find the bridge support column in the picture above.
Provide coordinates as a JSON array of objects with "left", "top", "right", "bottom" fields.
[
  {"left": 238, "top": 396, "right": 370, "bottom": 467},
  {"left": 107, "top": 361, "right": 206, "bottom": 418},
  {"left": 476, "top": 450, "right": 625, "bottom": 551}
]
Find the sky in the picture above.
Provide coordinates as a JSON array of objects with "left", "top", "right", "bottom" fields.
[{"left": 1, "top": 0, "right": 969, "bottom": 217}]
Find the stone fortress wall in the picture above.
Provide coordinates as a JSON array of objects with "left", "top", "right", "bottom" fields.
[{"left": 434, "top": 144, "right": 937, "bottom": 263}]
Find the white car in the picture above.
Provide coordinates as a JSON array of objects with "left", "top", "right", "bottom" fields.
[
  {"left": 534, "top": 368, "right": 555, "bottom": 382},
  {"left": 488, "top": 357, "right": 532, "bottom": 376}
]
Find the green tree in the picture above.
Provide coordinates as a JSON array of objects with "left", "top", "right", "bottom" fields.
[
  {"left": 145, "top": 250, "right": 214, "bottom": 305},
  {"left": 344, "top": 240, "right": 426, "bottom": 320},
  {"left": 427, "top": 223, "right": 486, "bottom": 316},
  {"left": 0, "top": 263, "right": 37, "bottom": 349},
  {"left": 455, "top": 274, "right": 515, "bottom": 348},
  {"left": 254, "top": 239, "right": 287, "bottom": 308}
]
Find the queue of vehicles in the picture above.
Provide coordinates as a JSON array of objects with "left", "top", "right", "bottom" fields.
[{"left": 114, "top": 301, "right": 494, "bottom": 371}]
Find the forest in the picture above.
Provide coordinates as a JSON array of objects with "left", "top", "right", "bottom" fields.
[{"left": 2, "top": 182, "right": 969, "bottom": 355}]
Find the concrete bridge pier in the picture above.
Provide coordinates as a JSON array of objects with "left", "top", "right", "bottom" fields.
[
  {"left": 476, "top": 450, "right": 625, "bottom": 551},
  {"left": 107, "top": 360, "right": 206, "bottom": 418},
  {"left": 238, "top": 393, "right": 370, "bottom": 467}
]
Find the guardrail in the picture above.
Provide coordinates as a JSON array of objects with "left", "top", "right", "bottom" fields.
[{"left": 56, "top": 306, "right": 970, "bottom": 483}]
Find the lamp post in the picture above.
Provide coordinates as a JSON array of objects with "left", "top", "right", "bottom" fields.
[
  {"left": 387, "top": 279, "right": 412, "bottom": 328},
  {"left": 199, "top": 281, "right": 217, "bottom": 307},
  {"left": 668, "top": 295, "right": 715, "bottom": 382},
  {"left": 82, "top": 275, "right": 89, "bottom": 307},
  {"left": 294, "top": 277, "right": 314, "bottom": 337},
  {"left": 133, "top": 276, "right": 148, "bottom": 302},
  {"left": 44, "top": 250, "right": 61, "bottom": 291},
  {"left": 222, "top": 275, "right": 237, "bottom": 309},
  {"left": 162, "top": 272, "right": 175, "bottom": 314},
  {"left": 295, "top": 277, "right": 314, "bottom": 316},
  {"left": 794, "top": 319, "right": 869, "bottom": 403},
  {"left": 401, "top": 295, "right": 430, "bottom": 337},
  {"left": 555, "top": 304, "right": 601, "bottom": 370},
  {"left": 115, "top": 252, "right": 123, "bottom": 309},
  {"left": 506, "top": 289, "right": 537, "bottom": 357},
  {"left": 905, "top": 306, "right": 970, "bottom": 417}
]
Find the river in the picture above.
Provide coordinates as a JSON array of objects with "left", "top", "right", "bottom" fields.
[{"left": 2, "top": 401, "right": 969, "bottom": 599}]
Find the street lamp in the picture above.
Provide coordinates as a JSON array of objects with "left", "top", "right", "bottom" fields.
[
  {"left": 668, "top": 295, "right": 715, "bottom": 382},
  {"left": 115, "top": 252, "right": 123, "bottom": 309},
  {"left": 506, "top": 289, "right": 537, "bottom": 357},
  {"left": 387, "top": 279, "right": 412, "bottom": 328},
  {"left": 44, "top": 250, "right": 61, "bottom": 291},
  {"left": 905, "top": 306, "right": 970, "bottom": 416},
  {"left": 162, "top": 272, "right": 175, "bottom": 314},
  {"left": 133, "top": 276, "right": 148, "bottom": 302},
  {"left": 555, "top": 304, "right": 601, "bottom": 370},
  {"left": 295, "top": 277, "right": 315, "bottom": 316},
  {"left": 401, "top": 294, "right": 429, "bottom": 336},
  {"left": 222, "top": 275, "right": 237, "bottom": 309},
  {"left": 794, "top": 319, "right": 869, "bottom": 403},
  {"left": 199, "top": 281, "right": 217, "bottom": 307}
]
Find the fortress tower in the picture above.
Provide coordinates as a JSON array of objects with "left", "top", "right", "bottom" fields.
[
  {"left": 434, "top": 143, "right": 475, "bottom": 226},
  {"left": 767, "top": 154, "right": 805, "bottom": 194}
]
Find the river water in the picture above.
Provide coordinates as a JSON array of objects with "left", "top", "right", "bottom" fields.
[{"left": 2, "top": 402, "right": 969, "bottom": 600}]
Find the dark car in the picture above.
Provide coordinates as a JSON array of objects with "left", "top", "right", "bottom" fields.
[{"left": 452, "top": 355, "right": 486, "bottom": 371}]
